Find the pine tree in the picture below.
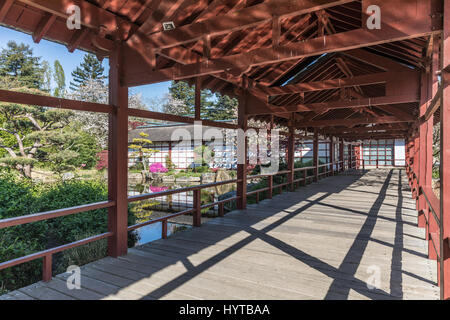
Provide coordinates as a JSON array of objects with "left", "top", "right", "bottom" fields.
[
  {"left": 0, "top": 41, "right": 44, "bottom": 89},
  {"left": 41, "top": 60, "right": 52, "bottom": 93},
  {"left": 166, "top": 81, "right": 213, "bottom": 117},
  {"left": 69, "top": 53, "right": 106, "bottom": 91},
  {"left": 53, "top": 60, "right": 66, "bottom": 97},
  {"left": 165, "top": 81, "right": 237, "bottom": 120},
  {"left": 208, "top": 92, "right": 238, "bottom": 120}
]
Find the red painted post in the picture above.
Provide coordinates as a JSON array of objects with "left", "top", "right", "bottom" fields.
[
  {"left": 195, "top": 77, "right": 201, "bottom": 120},
  {"left": 288, "top": 121, "right": 295, "bottom": 190},
  {"left": 418, "top": 70, "right": 429, "bottom": 228},
  {"left": 268, "top": 175, "right": 273, "bottom": 198},
  {"left": 427, "top": 37, "right": 439, "bottom": 259},
  {"left": 414, "top": 133, "right": 420, "bottom": 206},
  {"left": 108, "top": 43, "right": 129, "bottom": 258},
  {"left": 237, "top": 91, "right": 247, "bottom": 210},
  {"left": 348, "top": 144, "right": 352, "bottom": 170},
  {"left": 440, "top": 1, "right": 450, "bottom": 299},
  {"left": 330, "top": 136, "right": 334, "bottom": 176},
  {"left": 268, "top": 116, "right": 274, "bottom": 198},
  {"left": 313, "top": 129, "right": 318, "bottom": 181},
  {"left": 218, "top": 203, "right": 224, "bottom": 217},
  {"left": 162, "top": 220, "right": 168, "bottom": 239},
  {"left": 193, "top": 189, "right": 201, "bottom": 227},
  {"left": 362, "top": 143, "right": 365, "bottom": 170},
  {"left": 42, "top": 254, "right": 52, "bottom": 282}
]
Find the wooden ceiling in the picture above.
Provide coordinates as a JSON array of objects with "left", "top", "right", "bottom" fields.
[{"left": 0, "top": 0, "right": 444, "bottom": 141}]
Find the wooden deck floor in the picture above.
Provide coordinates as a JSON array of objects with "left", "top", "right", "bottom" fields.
[{"left": 1, "top": 169, "right": 439, "bottom": 300}]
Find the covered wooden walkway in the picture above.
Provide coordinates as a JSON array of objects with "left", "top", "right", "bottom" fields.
[{"left": 1, "top": 170, "right": 439, "bottom": 300}]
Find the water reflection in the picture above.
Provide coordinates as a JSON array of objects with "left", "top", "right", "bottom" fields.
[
  {"left": 128, "top": 178, "right": 236, "bottom": 246},
  {"left": 134, "top": 222, "right": 191, "bottom": 246},
  {"left": 128, "top": 179, "right": 236, "bottom": 213}
]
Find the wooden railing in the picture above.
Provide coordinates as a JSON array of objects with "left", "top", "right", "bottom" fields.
[
  {"left": 0, "top": 159, "right": 349, "bottom": 283},
  {"left": 0, "top": 178, "right": 241, "bottom": 281},
  {"left": 406, "top": 162, "right": 441, "bottom": 262}
]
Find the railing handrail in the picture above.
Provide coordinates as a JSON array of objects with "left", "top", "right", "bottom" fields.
[
  {"left": 0, "top": 232, "right": 113, "bottom": 271},
  {"left": 127, "top": 178, "right": 239, "bottom": 202},
  {"left": 421, "top": 185, "right": 441, "bottom": 227},
  {"left": 0, "top": 157, "right": 350, "bottom": 283},
  {"left": 0, "top": 200, "right": 115, "bottom": 229}
]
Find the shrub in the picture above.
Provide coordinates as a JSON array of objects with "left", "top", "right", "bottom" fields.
[
  {"left": 150, "top": 162, "right": 168, "bottom": 173},
  {"left": 95, "top": 150, "right": 108, "bottom": 170},
  {"left": 165, "top": 155, "right": 176, "bottom": 171},
  {"left": 0, "top": 175, "right": 137, "bottom": 293}
]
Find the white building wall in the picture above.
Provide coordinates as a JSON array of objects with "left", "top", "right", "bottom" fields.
[{"left": 394, "top": 139, "right": 406, "bottom": 166}]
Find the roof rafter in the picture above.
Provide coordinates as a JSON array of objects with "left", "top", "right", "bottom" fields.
[{"left": 125, "top": 21, "right": 437, "bottom": 86}]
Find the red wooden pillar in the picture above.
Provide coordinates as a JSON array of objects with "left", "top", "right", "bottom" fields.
[
  {"left": 330, "top": 136, "right": 334, "bottom": 176},
  {"left": 347, "top": 144, "right": 352, "bottom": 169},
  {"left": 339, "top": 139, "right": 344, "bottom": 172},
  {"left": 428, "top": 37, "right": 440, "bottom": 260},
  {"left": 42, "top": 254, "right": 52, "bottom": 282},
  {"left": 313, "top": 129, "right": 318, "bottom": 181},
  {"left": 418, "top": 71, "right": 429, "bottom": 228},
  {"left": 195, "top": 77, "right": 202, "bottom": 120},
  {"left": 268, "top": 116, "right": 273, "bottom": 198},
  {"left": 405, "top": 138, "right": 409, "bottom": 175},
  {"left": 193, "top": 189, "right": 202, "bottom": 227},
  {"left": 440, "top": 1, "right": 450, "bottom": 299},
  {"left": 287, "top": 120, "right": 295, "bottom": 190},
  {"left": 408, "top": 138, "right": 414, "bottom": 186},
  {"left": 414, "top": 133, "right": 420, "bottom": 205},
  {"left": 108, "top": 43, "right": 129, "bottom": 258},
  {"left": 162, "top": 220, "right": 168, "bottom": 239},
  {"left": 237, "top": 92, "right": 248, "bottom": 209}
]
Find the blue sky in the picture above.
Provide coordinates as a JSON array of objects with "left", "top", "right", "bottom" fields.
[{"left": 0, "top": 26, "right": 171, "bottom": 106}]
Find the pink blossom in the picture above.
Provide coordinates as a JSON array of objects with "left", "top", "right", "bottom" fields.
[
  {"left": 149, "top": 186, "right": 169, "bottom": 193},
  {"left": 150, "top": 162, "right": 168, "bottom": 173}
]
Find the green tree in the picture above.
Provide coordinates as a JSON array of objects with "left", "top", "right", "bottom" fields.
[
  {"left": 0, "top": 87, "right": 87, "bottom": 178},
  {"left": 0, "top": 41, "right": 44, "bottom": 89},
  {"left": 165, "top": 81, "right": 237, "bottom": 120},
  {"left": 53, "top": 60, "right": 66, "bottom": 97},
  {"left": 208, "top": 92, "right": 238, "bottom": 120},
  {"left": 41, "top": 61, "right": 52, "bottom": 93},
  {"left": 166, "top": 81, "right": 213, "bottom": 117},
  {"left": 69, "top": 53, "right": 106, "bottom": 91},
  {"left": 129, "top": 132, "right": 158, "bottom": 173}
]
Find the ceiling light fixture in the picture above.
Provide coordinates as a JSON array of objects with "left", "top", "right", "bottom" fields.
[{"left": 162, "top": 21, "right": 175, "bottom": 31}]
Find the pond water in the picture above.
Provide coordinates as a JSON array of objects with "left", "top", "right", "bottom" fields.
[{"left": 134, "top": 221, "right": 192, "bottom": 246}]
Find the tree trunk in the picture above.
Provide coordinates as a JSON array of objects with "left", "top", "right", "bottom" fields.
[{"left": 23, "top": 164, "right": 32, "bottom": 179}]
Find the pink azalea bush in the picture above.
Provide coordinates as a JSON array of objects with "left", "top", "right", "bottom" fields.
[
  {"left": 149, "top": 162, "right": 168, "bottom": 173},
  {"left": 149, "top": 186, "right": 169, "bottom": 193}
]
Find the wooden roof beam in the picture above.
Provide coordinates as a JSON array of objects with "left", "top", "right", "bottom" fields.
[
  {"left": 257, "top": 71, "right": 415, "bottom": 97},
  {"left": 324, "top": 124, "right": 408, "bottom": 134},
  {"left": 18, "top": 0, "right": 135, "bottom": 39},
  {"left": 125, "top": 18, "right": 438, "bottom": 86},
  {"left": 0, "top": 0, "right": 14, "bottom": 22},
  {"left": 32, "top": 13, "right": 56, "bottom": 43},
  {"left": 295, "top": 116, "right": 412, "bottom": 128},
  {"left": 247, "top": 94, "right": 419, "bottom": 115},
  {"left": 128, "top": 0, "right": 355, "bottom": 50}
]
